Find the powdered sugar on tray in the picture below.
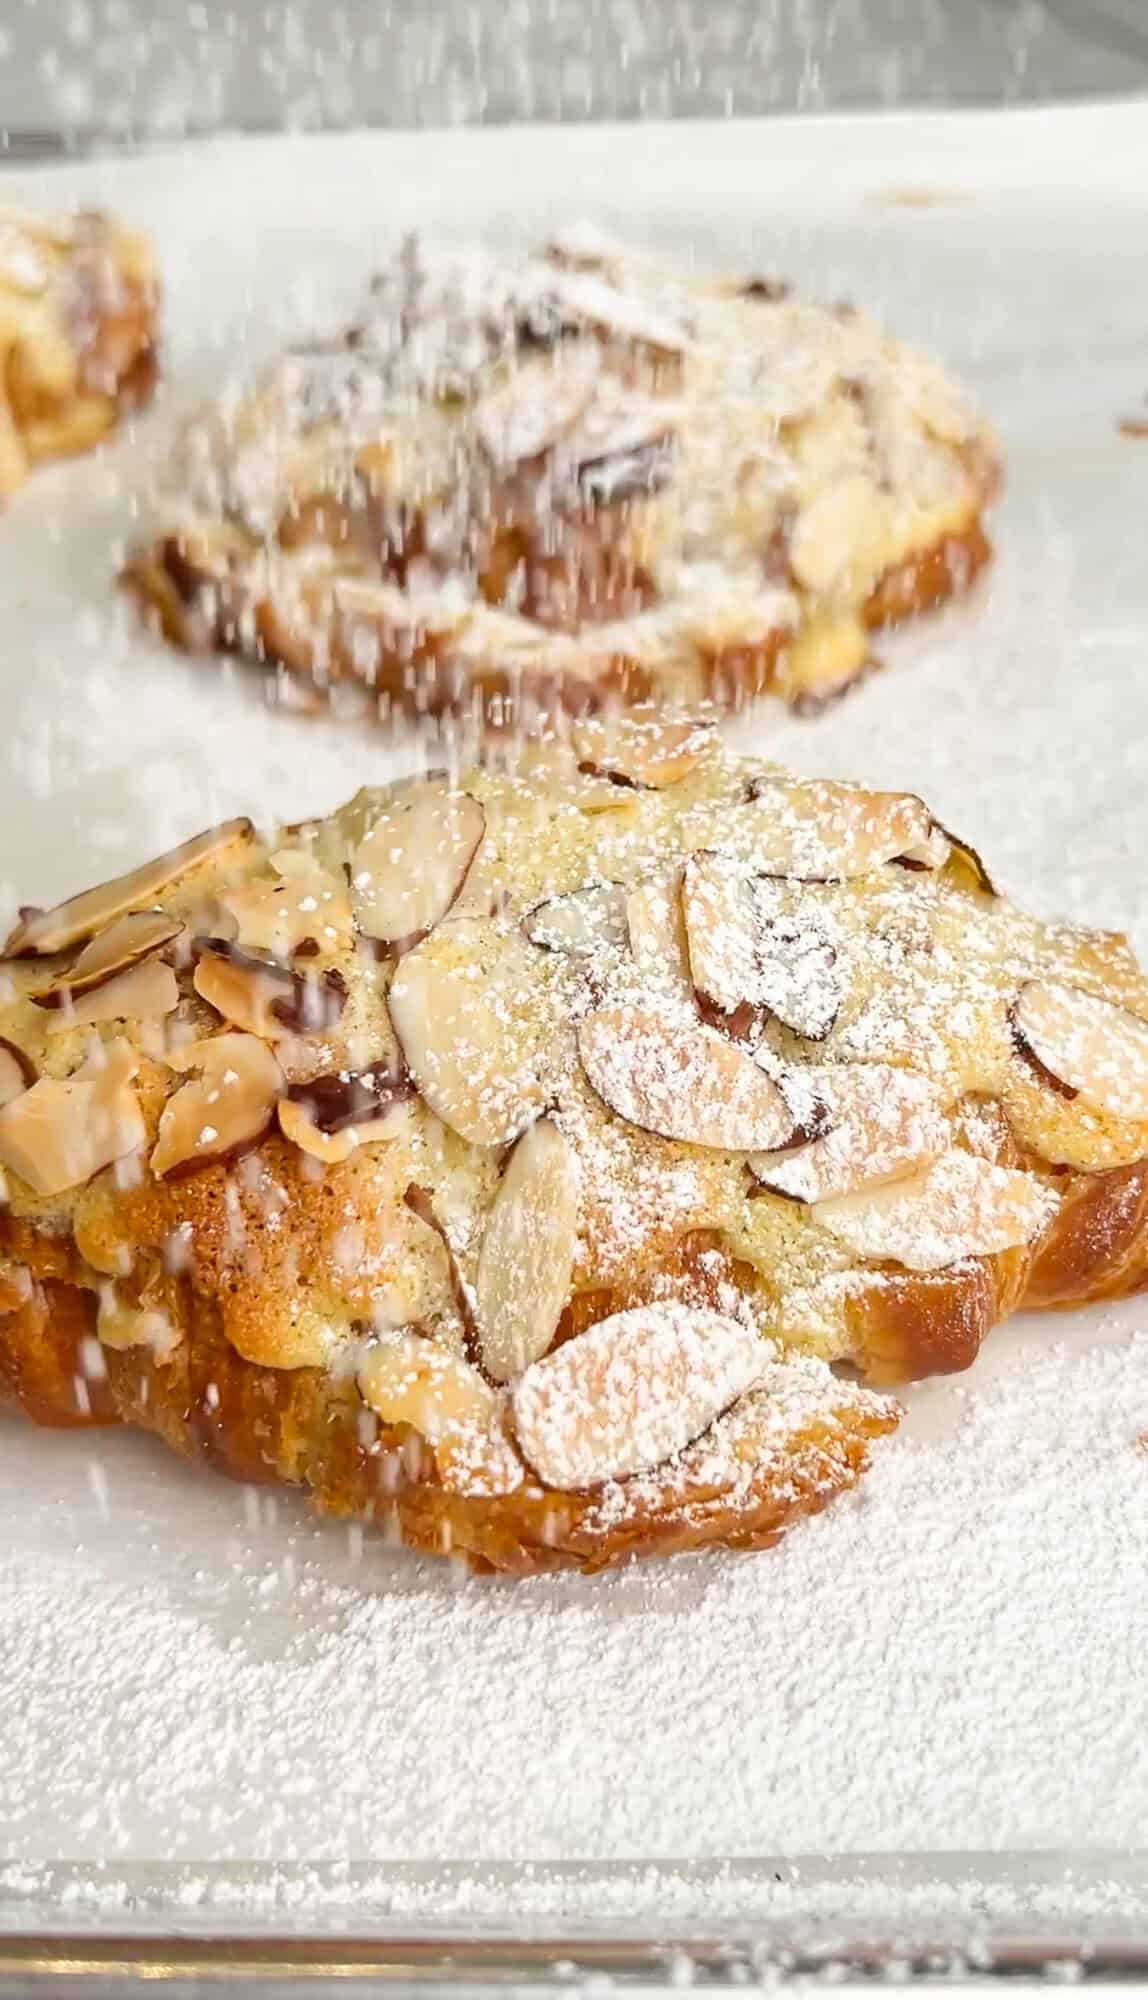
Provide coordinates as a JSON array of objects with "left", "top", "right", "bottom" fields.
[{"left": 2, "top": 1311, "right": 1147, "bottom": 1873}]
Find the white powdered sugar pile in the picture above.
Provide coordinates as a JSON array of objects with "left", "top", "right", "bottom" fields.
[{"left": 2, "top": 1309, "right": 1147, "bottom": 1883}]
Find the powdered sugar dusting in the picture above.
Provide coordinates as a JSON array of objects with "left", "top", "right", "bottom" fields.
[{"left": 1, "top": 1316, "right": 1147, "bottom": 1871}]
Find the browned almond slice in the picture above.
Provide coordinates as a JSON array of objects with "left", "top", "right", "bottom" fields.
[
  {"left": 277, "top": 1096, "right": 411, "bottom": 1165},
  {"left": 0, "top": 1037, "right": 36, "bottom": 1108},
  {"left": 278, "top": 1067, "right": 413, "bottom": 1164},
  {"left": 475, "top": 1117, "right": 579, "bottom": 1383},
  {"left": 511, "top": 1302, "right": 765, "bottom": 1490},
  {"left": 523, "top": 884, "right": 628, "bottom": 957},
  {"left": 743, "top": 779, "right": 936, "bottom": 881},
  {"left": 0, "top": 1043, "right": 144, "bottom": 1197},
  {"left": 542, "top": 270, "right": 690, "bottom": 357},
  {"left": 151, "top": 1032, "right": 284, "bottom": 1180},
  {"left": 193, "top": 940, "right": 347, "bottom": 1040},
  {"left": 4, "top": 819, "right": 256, "bottom": 957},
  {"left": 350, "top": 785, "right": 485, "bottom": 951},
  {"left": 44, "top": 956, "right": 179, "bottom": 1033},
  {"left": 388, "top": 919, "right": 549, "bottom": 1148},
  {"left": 812, "top": 1149, "right": 1056, "bottom": 1273},
  {"left": 895, "top": 823, "right": 953, "bottom": 872},
  {"left": 578, "top": 1006, "right": 797, "bottom": 1151},
  {"left": 625, "top": 869, "right": 692, "bottom": 994},
  {"left": 934, "top": 823, "right": 997, "bottom": 894},
  {"left": 566, "top": 396, "right": 678, "bottom": 503},
  {"left": 750, "top": 1063, "right": 948, "bottom": 1202},
  {"left": 31, "top": 910, "right": 182, "bottom": 1008},
  {"left": 573, "top": 712, "right": 715, "bottom": 791},
  {"left": 683, "top": 858, "right": 842, "bottom": 1039},
  {"left": 1011, "top": 981, "right": 1148, "bottom": 1123},
  {"left": 473, "top": 349, "right": 600, "bottom": 466},
  {"left": 357, "top": 1331, "right": 523, "bottom": 1499},
  {"left": 221, "top": 862, "right": 353, "bottom": 956}
]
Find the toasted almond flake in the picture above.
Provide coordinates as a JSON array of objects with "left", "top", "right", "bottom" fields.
[
  {"left": 473, "top": 348, "right": 600, "bottom": 466},
  {"left": 31, "top": 910, "right": 182, "bottom": 1009},
  {"left": 357, "top": 1332, "right": 523, "bottom": 1499},
  {"left": 193, "top": 940, "right": 346, "bottom": 1040},
  {"left": 1011, "top": 981, "right": 1148, "bottom": 1122},
  {"left": 744, "top": 778, "right": 936, "bottom": 881},
  {"left": 3, "top": 819, "right": 256, "bottom": 957},
  {"left": 0, "top": 1036, "right": 35, "bottom": 1108},
  {"left": 625, "top": 869, "right": 692, "bottom": 994},
  {"left": 572, "top": 712, "right": 716, "bottom": 790},
  {"left": 475, "top": 1117, "right": 579, "bottom": 1383},
  {"left": 683, "top": 857, "right": 842, "bottom": 1038},
  {"left": 350, "top": 785, "right": 485, "bottom": 951},
  {"left": 151, "top": 1032, "right": 283, "bottom": 1180},
  {"left": 812, "top": 1148, "right": 1057, "bottom": 1273},
  {"left": 542, "top": 270, "right": 690, "bottom": 356},
  {"left": 0, "top": 1045, "right": 144, "bottom": 1197},
  {"left": 750, "top": 1063, "right": 949, "bottom": 1202},
  {"left": 388, "top": 919, "right": 549, "bottom": 1148},
  {"left": 896, "top": 822, "right": 953, "bottom": 872},
  {"left": 523, "top": 883, "right": 628, "bottom": 958},
  {"left": 511, "top": 1302, "right": 766, "bottom": 1490},
  {"left": 45, "top": 956, "right": 179, "bottom": 1033},
  {"left": 277, "top": 1093, "right": 410, "bottom": 1164},
  {"left": 221, "top": 865, "right": 352, "bottom": 956},
  {"left": 578, "top": 1005, "right": 797, "bottom": 1150}
]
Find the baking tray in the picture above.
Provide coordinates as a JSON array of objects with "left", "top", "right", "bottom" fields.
[{"left": 2, "top": 101, "right": 1148, "bottom": 1984}]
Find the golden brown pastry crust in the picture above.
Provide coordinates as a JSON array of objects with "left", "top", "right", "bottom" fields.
[
  {"left": 0, "top": 1263, "right": 895, "bottom": 1575},
  {"left": 123, "top": 231, "right": 997, "bottom": 728},
  {"left": 0, "top": 205, "right": 158, "bottom": 498}
]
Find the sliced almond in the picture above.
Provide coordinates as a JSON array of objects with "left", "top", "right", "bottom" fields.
[
  {"left": 683, "top": 857, "right": 842, "bottom": 1039},
  {"left": 278, "top": 1067, "right": 414, "bottom": 1164},
  {"left": 812, "top": 1149, "right": 1056, "bottom": 1273},
  {"left": 0, "top": 1043, "right": 144, "bottom": 1198},
  {"left": 511, "top": 1302, "right": 765, "bottom": 1490},
  {"left": 625, "top": 869, "right": 692, "bottom": 994},
  {"left": 4, "top": 819, "right": 256, "bottom": 958},
  {"left": 572, "top": 711, "right": 715, "bottom": 790},
  {"left": 221, "top": 863, "right": 353, "bottom": 957},
  {"left": 540, "top": 269, "right": 689, "bottom": 357},
  {"left": 578, "top": 1006, "right": 797, "bottom": 1151},
  {"left": 896, "top": 823, "right": 953, "bottom": 873},
  {"left": 523, "top": 883, "right": 628, "bottom": 958},
  {"left": 1011, "top": 981, "right": 1148, "bottom": 1122},
  {"left": 45, "top": 956, "right": 179, "bottom": 1033},
  {"left": 151, "top": 1032, "right": 284, "bottom": 1181},
  {"left": 750, "top": 1063, "right": 948, "bottom": 1202},
  {"left": 193, "top": 940, "right": 347, "bottom": 1040},
  {"left": 0, "top": 1037, "right": 36, "bottom": 1108},
  {"left": 277, "top": 1095, "right": 411, "bottom": 1165},
  {"left": 388, "top": 919, "right": 549, "bottom": 1148},
  {"left": 357, "top": 1331, "right": 523, "bottom": 1499},
  {"left": 475, "top": 1117, "right": 579, "bottom": 1383},
  {"left": 350, "top": 785, "right": 485, "bottom": 952},
  {"left": 473, "top": 348, "right": 600, "bottom": 466},
  {"left": 30, "top": 910, "right": 182, "bottom": 1008},
  {"left": 743, "top": 779, "right": 937, "bottom": 882}
]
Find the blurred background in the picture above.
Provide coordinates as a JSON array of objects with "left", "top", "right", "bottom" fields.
[{"left": 1, "top": 0, "right": 1147, "bottom": 151}]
